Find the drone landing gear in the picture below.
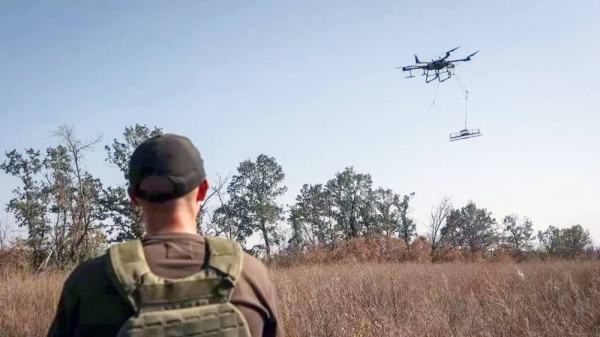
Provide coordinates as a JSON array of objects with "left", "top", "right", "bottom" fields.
[
  {"left": 405, "top": 69, "right": 415, "bottom": 78},
  {"left": 424, "top": 68, "right": 453, "bottom": 83},
  {"left": 439, "top": 70, "right": 452, "bottom": 82}
]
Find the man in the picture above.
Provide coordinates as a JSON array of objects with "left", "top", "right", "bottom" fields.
[{"left": 48, "top": 133, "right": 284, "bottom": 337}]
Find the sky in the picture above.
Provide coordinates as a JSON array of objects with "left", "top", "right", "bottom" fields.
[{"left": 1, "top": 1, "right": 599, "bottom": 244}]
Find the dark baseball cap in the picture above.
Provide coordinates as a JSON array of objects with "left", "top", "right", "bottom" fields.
[{"left": 128, "top": 133, "right": 206, "bottom": 203}]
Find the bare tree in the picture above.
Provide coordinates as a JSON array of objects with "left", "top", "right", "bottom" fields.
[
  {"left": 0, "top": 216, "right": 9, "bottom": 250},
  {"left": 428, "top": 196, "right": 452, "bottom": 254},
  {"left": 197, "top": 173, "right": 230, "bottom": 234},
  {"left": 50, "top": 125, "right": 104, "bottom": 262},
  {"left": 202, "top": 173, "right": 253, "bottom": 246}
]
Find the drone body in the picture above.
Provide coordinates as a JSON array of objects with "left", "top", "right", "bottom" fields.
[{"left": 397, "top": 46, "right": 479, "bottom": 83}]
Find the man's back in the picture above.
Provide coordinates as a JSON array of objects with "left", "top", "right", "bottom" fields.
[{"left": 47, "top": 233, "right": 284, "bottom": 337}]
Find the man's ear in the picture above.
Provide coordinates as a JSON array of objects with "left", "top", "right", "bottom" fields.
[
  {"left": 128, "top": 188, "right": 140, "bottom": 207},
  {"left": 197, "top": 178, "right": 210, "bottom": 202}
]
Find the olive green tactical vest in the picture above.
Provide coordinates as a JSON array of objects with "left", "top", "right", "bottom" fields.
[{"left": 107, "top": 236, "right": 251, "bottom": 337}]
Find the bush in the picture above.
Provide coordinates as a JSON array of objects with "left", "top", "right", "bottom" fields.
[
  {"left": 0, "top": 239, "right": 33, "bottom": 274},
  {"left": 272, "top": 237, "right": 419, "bottom": 268}
]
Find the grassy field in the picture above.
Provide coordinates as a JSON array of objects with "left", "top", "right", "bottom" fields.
[{"left": 2, "top": 261, "right": 600, "bottom": 337}]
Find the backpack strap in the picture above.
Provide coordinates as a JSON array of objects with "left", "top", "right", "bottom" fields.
[
  {"left": 205, "top": 236, "right": 244, "bottom": 284},
  {"left": 107, "top": 239, "right": 154, "bottom": 311},
  {"left": 106, "top": 237, "right": 243, "bottom": 313}
]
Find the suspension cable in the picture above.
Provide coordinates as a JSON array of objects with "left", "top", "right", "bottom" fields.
[
  {"left": 429, "top": 80, "right": 441, "bottom": 108},
  {"left": 454, "top": 73, "right": 471, "bottom": 130},
  {"left": 428, "top": 80, "right": 460, "bottom": 130}
]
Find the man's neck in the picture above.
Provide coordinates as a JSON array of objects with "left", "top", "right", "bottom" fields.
[{"left": 144, "top": 216, "right": 198, "bottom": 236}]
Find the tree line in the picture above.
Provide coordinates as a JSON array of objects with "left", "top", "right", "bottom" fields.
[{"left": 0, "top": 124, "right": 595, "bottom": 269}]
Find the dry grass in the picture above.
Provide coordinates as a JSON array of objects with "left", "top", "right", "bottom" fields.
[
  {"left": 2, "top": 261, "right": 600, "bottom": 337},
  {"left": 0, "top": 268, "right": 64, "bottom": 337},
  {"left": 273, "top": 261, "right": 600, "bottom": 337}
]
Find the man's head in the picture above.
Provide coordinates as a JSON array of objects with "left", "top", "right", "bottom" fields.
[{"left": 127, "top": 134, "right": 209, "bottom": 233}]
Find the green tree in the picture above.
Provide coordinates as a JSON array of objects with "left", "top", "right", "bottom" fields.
[
  {"left": 561, "top": 224, "right": 593, "bottom": 258},
  {"left": 100, "top": 124, "right": 162, "bottom": 242},
  {"left": 1, "top": 125, "right": 105, "bottom": 268},
  {"left": 372, "top": 188, "right": 398, "bottom": 238},
  {"left": 291, "top": 184, "right": 331, "bottom": 245},
  {"left": 226, "top": 154, "right": 287, "bottom": 260},
  {"left": 539, "top": 224, "right": 593, "bottom": 258},
  {"left": 502, "top": 214, "right": 534, "bottom": 255},
  {"left": 325, "top": 167, "right": 373, "bottom": 240},
  {"left": 1, "top": 148, "right": 47, "bottom": 265},
  {"left": 371, "top": 188, "right": 415, "bottom": 243},
  {"left": 287, "top": 205, "right": 304, "bottom": 250},
  {"left": 396, "top": 192, "right": 416, "bottom": 245},
  {"left": 441, "top": 201, "right": 498, "bottom": 254},
  {"left": 358, "top": 187, "right": 378, "bottom": 238},
  {"left": 537, "top": 225, "right": 562, "bottom": 255}
]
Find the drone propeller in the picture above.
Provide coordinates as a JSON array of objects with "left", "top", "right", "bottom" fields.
[
  {"left": 447, "top": 46, "right": 461, "bottom": 54},
  {"left": 442, "top": 46, "right": 461, "bottom": 59},
  {"left": 466, "top": 50, "right": 479, "bottom": 58}
]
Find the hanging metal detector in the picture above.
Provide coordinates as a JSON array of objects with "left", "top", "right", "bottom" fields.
[{"left": 449, "top": 82, "right": 482, "bottom": 142}]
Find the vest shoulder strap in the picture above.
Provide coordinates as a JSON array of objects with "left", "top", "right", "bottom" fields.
[{"left": 205, "top": 236, "right": 244, "bottom": 283}]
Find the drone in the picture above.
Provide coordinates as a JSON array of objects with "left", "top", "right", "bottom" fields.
[
  {"left": 397, "top": 46, "right": 479, "bottom": 83},
  {"left": 396, "top": 46, "right": 483, "bottom": 142}
]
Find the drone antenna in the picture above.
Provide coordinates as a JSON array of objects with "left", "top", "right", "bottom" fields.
[{"left": 463, "top": 88, "right": 473, "bottom": 130}]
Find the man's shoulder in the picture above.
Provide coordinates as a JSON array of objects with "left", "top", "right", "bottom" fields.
[
  {"left": 241, "top": 252, "right": 269, "bottom": 272},
  {"left": 234, "top": 252, "right": 283, "bottom": 336},
  {"left": 239, "top": 252, "right": 276, "bottom": 286},
  {"left": 64, "top": 254, "right": 108, "bottom": 287},
  {"left": 205, "top": 237, "right": 270, "bottom": 279}
]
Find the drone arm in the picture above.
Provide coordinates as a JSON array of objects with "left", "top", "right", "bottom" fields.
[
  {"left": 448, "top": 50, "right": 479, "bottom": 62},
  {"left": 447, "top": 57, "right": 470, "bottom": 63},
  {"left": 448, "top": 51, "right": 479, "bottom": 63},
  {"left": 399, "top": 65, "right": 426, "bottom": 71}
]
